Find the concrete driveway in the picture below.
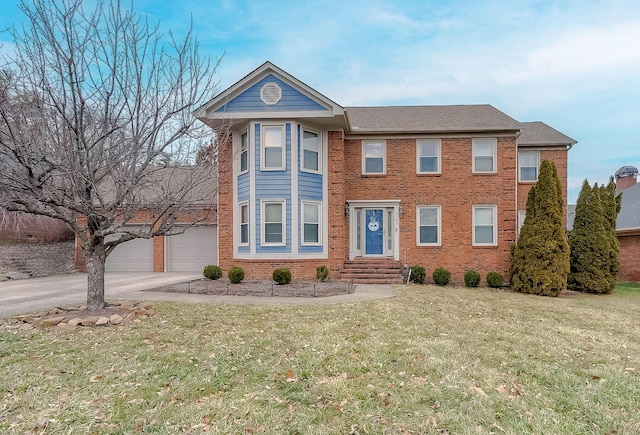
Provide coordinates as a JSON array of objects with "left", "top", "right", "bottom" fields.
[{"left": 0, "top": 272, "right": 200, "bottom": 318}]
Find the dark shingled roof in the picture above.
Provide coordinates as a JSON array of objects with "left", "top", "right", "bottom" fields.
[
  {"left": 345, "top": 105, "right": 521, "bottom": 134},
  {"left": 617, "top": 181, "right": 640, "bottom": 231},
  {"left": 518, "top": 121, "right": 577, "bottom": 146}
]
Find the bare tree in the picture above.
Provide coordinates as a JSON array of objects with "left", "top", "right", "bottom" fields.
[{"left": 0, "top": 0, "right": 221, "bottom": 310}]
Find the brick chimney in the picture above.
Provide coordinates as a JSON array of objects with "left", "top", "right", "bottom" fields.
[{"left": 615, "top": 166, "right": 638, "bottom": 191}]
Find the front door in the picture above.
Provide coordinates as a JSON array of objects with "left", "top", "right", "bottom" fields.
[
  {"left": 365, "top": 209, "right": 384, "bottom": 255},
  {"left": 348, "top": 202, "right": 400, "bottom": 260}
]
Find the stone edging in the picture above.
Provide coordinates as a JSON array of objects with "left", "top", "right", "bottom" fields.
[{"left": 2, "top": 301, "right": 155, "bottom": 330}]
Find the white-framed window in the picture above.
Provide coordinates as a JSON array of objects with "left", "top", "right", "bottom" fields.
[
  {"left": 261, "top": 125, "right": 285, "bottom": 170},
  {"left": 417, "top": 205, "right": 441, "bottom": 246},
  {"left": 472, "top": 138, "right": 497, "bottom": 173},
  {"left": 517, "top": 210, "right": 526, "bottom": 235},
  {"left": 239, "top": 202, "right": 249, "bottom": 245},
  {"left": 240, "top": 130, "right": 248, "bottom": 173},
  {"left": 301, "top": 201, "right": 321, "bottom": 245},
  {"left": 301, "top": 128, "right": 321, "bottom": 173},
  {"left": 362, "top": 140, "right": 386, "bottom": 175},
  {"left": 518, "top": 151, "right": 539, "bottom": 182},
  {"left": 473, "top": 205, "right": 497, "bottom": 246},
  {"left": 417, "top": 139, "right": 441, "bottom": 174},
  {"left": 261, "top": 200, "right": 285, "bottom": 245}
]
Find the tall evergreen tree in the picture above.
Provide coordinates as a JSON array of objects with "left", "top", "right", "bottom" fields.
[
  {"left": 569, "top": 181, "right": 610, "bottom": 292},
  {"left": 568, "top": 177, "right": 621, "bottom": 293},
  {"left": 510, "top": 160, "right": 570, "bottom": 296}
]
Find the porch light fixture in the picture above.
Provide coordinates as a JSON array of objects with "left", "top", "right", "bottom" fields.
[
  {"left": 399, "top": 206, "right": 403, "bottom": 216},
  {"left": 345, "top": 205, "right": 350, "bottom": 217}
]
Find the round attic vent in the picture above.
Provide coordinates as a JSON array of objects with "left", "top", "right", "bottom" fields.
[{"left": 260, "top": 82, "right": 282, "bottom": 105}]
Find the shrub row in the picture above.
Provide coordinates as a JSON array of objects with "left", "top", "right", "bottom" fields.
[
  {"left": 202, "top": 265, "right": 332, "bottom": 284},
  {"left": 409, "top": 265, "right": 503, "bottom": 288}
]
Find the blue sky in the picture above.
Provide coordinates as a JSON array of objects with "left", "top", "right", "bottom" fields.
[{"left": 2, "top": 0, "right": 639, "bottom": 203}]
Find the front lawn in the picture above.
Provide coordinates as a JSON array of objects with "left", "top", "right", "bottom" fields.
[{"left": 1, "top": 283, "right": 639, "bottom": 434}]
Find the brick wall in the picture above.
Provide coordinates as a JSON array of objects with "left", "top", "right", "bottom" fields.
[
  {"left": 344, "top": 136, "right": 518, "bottom": 284},
  {"left": 517, "top": 149, "right": 569, "bottom": 224},
  {"left": 618, "top": 233, "right": 640, "bottom": 282}
]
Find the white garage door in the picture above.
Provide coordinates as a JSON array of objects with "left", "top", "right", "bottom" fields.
[
  {"left": 105, "top": 229, "right": 154, "bottom": 272},
  {"left": 166, "top": 226, "right": 217, "bottom": 272}
]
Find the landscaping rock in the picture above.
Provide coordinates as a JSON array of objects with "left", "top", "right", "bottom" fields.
[
  {"left": 67, "top": 318, "right": 83, "bottom": 327},
  {"left": 110, "top": 314, "right": 123, "bottom": 325},
  {"left": 80, "top": 316, "right": 99, "bottom": 327},
  {"left": 95, "top": 316, "right": 109, "bottom": 326},
  {"left": 5, "top": 271, "right": 30, "bottom": 280},
  {"left": 42, "top": 316, "right": 66, "bottom": 326}
]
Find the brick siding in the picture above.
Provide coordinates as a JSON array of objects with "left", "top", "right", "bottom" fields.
[{"left": 618, "top": 234, "right": 640, "bottom": 282}]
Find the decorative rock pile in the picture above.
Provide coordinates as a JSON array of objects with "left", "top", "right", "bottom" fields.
[{"left": 2, "top": 301, "right": 155, "bottom": 330}]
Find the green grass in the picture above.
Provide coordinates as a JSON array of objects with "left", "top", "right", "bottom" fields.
[{"left": 2, "top": 283, "right": 640, "bottom": 434}]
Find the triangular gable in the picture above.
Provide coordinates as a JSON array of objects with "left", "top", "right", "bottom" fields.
[
  {"left": 195, "top": 62, "right": 344, "bottom": 128},
  {"left": 215, "top": 74, "right": 327, "bottom": 113}
]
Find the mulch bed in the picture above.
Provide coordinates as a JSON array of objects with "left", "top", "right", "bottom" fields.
[{"left": 145, "top": 278, "right": 354, "bottom": 298}]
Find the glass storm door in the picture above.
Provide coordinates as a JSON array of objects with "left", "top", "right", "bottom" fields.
[{"left": 365, "top": 209, "right": 384, "bottom": 255}]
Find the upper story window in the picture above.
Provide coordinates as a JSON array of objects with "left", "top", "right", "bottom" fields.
[
  {"left": 473, "top": 205, "right": 497, "bottom": 246},
  {"left": 262, "top": 125, "right": 285, "bottom": 170},
  {"left": 240, "top": 131, "right": 248, "bottom": 173},
  {"left": 417, "top": 205, "right": 441, "bottom": 246},
  {"left": 417, "top": 139, "right": 441, "bottom": 174},
  {"left": 262, "top": 200, "right": 285, "bottom": 245},
  {"left": 302, "top": 201, "right": 321, "bottom": 245},
  {"left": 240, "top": 203, "right": 249, "bottom": 245},
  {"left": 362, "top": 140, "right": 386, "bottom": 175},
  {"left": 301, "top": 129, "right": 321, "bottom": 173},
  {"left": 472, "top": 138, "right": 497, "bottom": 173},
  {"left": 519, "top": 151, "right": 539, "bottom": 182}
]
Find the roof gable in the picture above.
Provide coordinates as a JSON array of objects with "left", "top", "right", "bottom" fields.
[
  {"left": 518, "top": 121, "right": 577, "bottom": 147},
  {"left": 215, "top": 74, "right": 328, "bottom": 113},
  {"left": 196, "top": 62, "right": 344, "bottom": 128}
]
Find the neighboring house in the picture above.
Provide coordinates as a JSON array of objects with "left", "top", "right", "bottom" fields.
[
  {"left": 615, "top": 166, "right": 640, "bottom": 282},
  {"left": 194, "top": 61, "right": 576, "bottom": 283}
]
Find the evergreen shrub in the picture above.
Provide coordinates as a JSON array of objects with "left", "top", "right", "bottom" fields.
[
  {"left": 203, "top": 265, "right": 222, "bottom": 280},
  {"left": 432, "top": 267, "right": 451, "bottom": 286},
  {"left": 464, "top": 270, "right": 481, "bottom": 287},
  {"left": 410, "top": 265, "right": 426, "bottom": 284},
  {"left": 486, "top": 272, "right": 503, "bottom": 288},
  {"left": 316, "top": 265, "right": 329, "bottom": 282},
  {"left": 272, "top": 268, "right": 292, "bottom": 285},
  {"left": 228, "top": 266, "right": 245, "bottom": 284}
]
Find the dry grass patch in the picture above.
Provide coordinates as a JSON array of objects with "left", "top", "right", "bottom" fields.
[{"left": 1, "top": 283, "right": 640, "bottom": 434}]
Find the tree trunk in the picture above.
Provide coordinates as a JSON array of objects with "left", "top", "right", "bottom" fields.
[{"left": 85, "top": 240, "right": 107, "bottom": 311}]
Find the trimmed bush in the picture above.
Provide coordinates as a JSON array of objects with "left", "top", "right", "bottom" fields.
[
  {"left": 316, "top": 265, "right": 329, "bottom": 282},
  {"left": 228, "top": 266, "right": 245, "bottom": 284},
  {"left": 487, "top": 271, "right": 503, "bottom": 288},
  {"left": 432, "top": 267, "right": 451, "bottom": 286},
  {"left": 464, "top": 270, "right": 481, "bottom": 287},
  {"left": 203, "top": 265, "right": 222, "bottom": 280},
  {"left": 272, "top": 268, "right": 292, "bottom": 285},
  {"left": 410, "top": 265, "right": 426, "bottom": 284}
]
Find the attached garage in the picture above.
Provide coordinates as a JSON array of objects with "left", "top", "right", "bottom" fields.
[
  {"left": 165, "top": 225, "right": 217, "bottom": 272},
  {"left": 105, "top": 229, "right": 154, "bottom": 272}
]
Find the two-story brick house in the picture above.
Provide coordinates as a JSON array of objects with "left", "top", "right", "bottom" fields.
[{"left": 196, "top": 61, "right": 576, "bottom": 284}]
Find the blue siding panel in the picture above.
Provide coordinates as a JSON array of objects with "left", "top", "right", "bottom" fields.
[
  {"left": 255, "top": 122, "right": 292, "bottom": 254},
  {"left": 237, "top": 173, "right": 250, "bottom": 202},
  {"left": 216, "top": 75, "right": 328, "bottom": 113}
]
